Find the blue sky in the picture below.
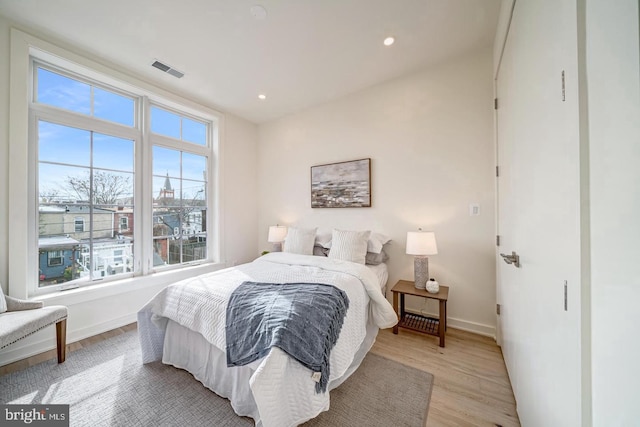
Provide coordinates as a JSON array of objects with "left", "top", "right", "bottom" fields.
[{"left": 37, "top": 67, "right": 207, "bottom": 203}]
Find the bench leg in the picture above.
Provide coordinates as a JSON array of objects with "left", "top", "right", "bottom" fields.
[{"left": 56, "top": 319, "right": 67, "bottom": 363}]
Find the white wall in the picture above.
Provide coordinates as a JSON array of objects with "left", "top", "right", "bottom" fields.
[
  {"left": 257, "top": 50, "right": 497, "bottom": 335},
  {"left": 0, "top": 16, "right": 259, "bottom": 365},
  {"left": 224, "top": 113, "right": 259, "bottom": 265},
  {"left": 586, "top": 0, "right": 640, "bottom": 424}
]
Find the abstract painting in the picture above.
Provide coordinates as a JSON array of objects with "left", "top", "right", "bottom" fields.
[{"left": 311, "top": 158, "right": 371, "bottom": 208}]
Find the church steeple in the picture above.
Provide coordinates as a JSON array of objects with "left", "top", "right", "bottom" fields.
[
  {"left": 163, "top": 173, "right": 172, "bottom": 191},
  {"left": 158, "top": 173, "right": 174, "bottom": 200}
]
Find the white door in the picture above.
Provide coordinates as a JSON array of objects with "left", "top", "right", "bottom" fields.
[{"left": 496, "top": 1, "right": 582, "bottom": 425}]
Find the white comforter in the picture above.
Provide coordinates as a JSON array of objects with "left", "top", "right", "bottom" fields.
[{"left": 138, "top": 252, "right": 397, "bottom": 427}]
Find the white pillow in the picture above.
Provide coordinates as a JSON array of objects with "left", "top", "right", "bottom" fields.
[
  {"left": 367, "top": 232, "right": 391, "bottom": 254},
  {"left": 283, "top": 227, "right": 317, "bottom": 255},
  {"left": 0, "top": 284, "right": 7, "bottom": 314},
  {"left": 328, "top": 229, "right": 371, "bottom": 264},
  {"left": 322, "top": 231, "right": 391, "bottom": 254}
]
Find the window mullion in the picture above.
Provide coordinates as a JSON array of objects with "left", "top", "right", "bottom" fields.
[
  {"left": 89, "top": 131, "right": 94, "bottom": 281},
  {"left": 32, "top": 104, "right": 139, "bottom": 142},
  {"left": 139, "top": 96, "right": 152, "bottom": 276}
]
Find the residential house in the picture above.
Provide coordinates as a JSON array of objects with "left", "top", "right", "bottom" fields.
[
  {"left": 37, "top": 235, "right": 80, "bottom": 285},
  {"left": 38, "top": 204, "right": 133, "bottom": 282}
]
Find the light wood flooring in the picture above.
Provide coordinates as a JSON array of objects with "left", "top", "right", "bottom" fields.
[
  {"left": 1, "top": 323, "right": 519, "bottom": 426},
  {"left": 371, "top": 327, "right": 520, "bottom": 427}
]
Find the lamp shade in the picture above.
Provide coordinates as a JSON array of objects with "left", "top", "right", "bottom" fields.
[
  {"left": 406, "top": 231, "right": 438, "bottom": 255},
  {"left": 268, "top": 225, "right": 288, "bottom": 243}
]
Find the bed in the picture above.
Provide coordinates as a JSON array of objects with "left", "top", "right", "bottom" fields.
[{"left": 138, "top": 252, "right": 397, "bottom": 427}]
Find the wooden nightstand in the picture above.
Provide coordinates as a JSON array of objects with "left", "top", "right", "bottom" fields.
[{"left": 390, "top": 280, "right": 449, "bottom": 347}]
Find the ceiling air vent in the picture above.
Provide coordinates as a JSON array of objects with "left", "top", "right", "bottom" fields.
[{"left": 151, "top": 59, "right": 184, "bottom": 79}]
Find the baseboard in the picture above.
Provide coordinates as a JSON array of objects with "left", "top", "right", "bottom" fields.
[
  {"left": 405, "top": 309, "right": 496, "bottom": 339},
  {"left": 0, "top": 313, "right": 137, "bottom": 366}
]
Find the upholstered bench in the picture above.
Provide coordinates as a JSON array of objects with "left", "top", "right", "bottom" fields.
[{"left": 0, "top": 292, "right": 68, "bottom": 363}]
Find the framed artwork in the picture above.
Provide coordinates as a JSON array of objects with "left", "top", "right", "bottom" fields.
[{"left": 311, "top": 158, "right": 371, "bottom": 208}]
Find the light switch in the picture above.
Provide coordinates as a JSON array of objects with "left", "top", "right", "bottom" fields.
[{"left": 469, "top": 204, "right": 480, "bottom": 216}]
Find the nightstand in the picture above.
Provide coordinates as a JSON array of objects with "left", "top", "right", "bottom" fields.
[{"left": 390, "top": 280, "right": 449, "bottom": 347}]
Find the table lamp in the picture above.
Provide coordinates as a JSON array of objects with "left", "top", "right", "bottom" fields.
[
  {"left": 268, "top": 225, "right": 288, "bottom": 252},
  {"left": 406, "top": 229, "right": 438, "bottom": 289}
]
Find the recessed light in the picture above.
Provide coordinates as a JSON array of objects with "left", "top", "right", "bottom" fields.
[
  {"left": 250, "top": 5, "right": 267, "bottom": 20},
  {"left": 258, "top": 94, "right": 266, "bottom": 100},
  {"left": 383, "top": 36, "right": 395, "bottom": 46}
]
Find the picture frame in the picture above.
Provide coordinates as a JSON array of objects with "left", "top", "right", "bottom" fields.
[{"left": 311, "top": 158, "right": 371, "bottom": 208}]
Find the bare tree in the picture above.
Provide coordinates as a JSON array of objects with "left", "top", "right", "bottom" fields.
[
  {"left": 66, "top": 171, "right": 131, "bottom": 205},
  {"left": 39, "top": 189, "right": 60, "bottom": 204}
]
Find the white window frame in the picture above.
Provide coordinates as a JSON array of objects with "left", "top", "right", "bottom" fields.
[
  {"left": 150, "top": 102, "right": 212, "bottom": 271},
  {"left": 8, "top": 29, "right": 225, "bottom": 300},
  {"left": 120, "top": 216, "right": 128, "bottom": 231},
  {"left": 31, "top": 62, "right": 142, "bottom": 291}
]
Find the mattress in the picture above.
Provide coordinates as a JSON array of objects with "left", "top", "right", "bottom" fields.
[{"left": 367, "top": 262, "right": 389, "bottom": 293}]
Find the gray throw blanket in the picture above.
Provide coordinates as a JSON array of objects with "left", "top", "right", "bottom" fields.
[{"left": 225, "top": 281, "right": 350, "bottom": 393}]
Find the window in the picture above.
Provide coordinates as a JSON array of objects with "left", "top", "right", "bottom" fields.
[
  {"left": 37, "top": 68, "right": 134, "bottom": 126},
  {"left": 36, "top": 64, "right": 136, "bottom": 287},
  {"left": 74, "top": 217, "right": 85, "bottom": 232},
  {"left": 151, "top": 106, "right": 207, "bottom": 145},
  {"left": 29, "top": 57, "right": 217, "bottom": 293},
  {"left": 47, "top": 250, "right": 63, "bottom": 267},
  {"left": 152, "top": 146, "right": 207, "bottom": 265},
  {"left": 113, "top": 249, "right": 123, "bottom": 264}
]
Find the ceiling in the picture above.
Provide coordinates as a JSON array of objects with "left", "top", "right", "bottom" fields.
[{"left": 0, "top": 0, "right": 501, "bottom": 124}]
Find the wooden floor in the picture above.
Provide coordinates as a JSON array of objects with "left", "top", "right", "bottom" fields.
[
  {"left": 371, "top": 328, "right": 520, "bottom": 427},
  {"left": 1, "top": 323, "right": 519, "bottom": 426}
]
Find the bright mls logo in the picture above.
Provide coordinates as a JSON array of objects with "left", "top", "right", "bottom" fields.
[{"left": 1, "top": 405, "right": 69, "bottom": 426}]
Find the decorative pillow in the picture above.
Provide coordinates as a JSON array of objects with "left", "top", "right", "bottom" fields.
[
  {"left": 283, "top": 227, "right": 317, "bottom": 255},
  {"left": 367, "top": 232, "right": 391, "bottom": 254},
  {"left": 0, "top": 284, "right": 7, "bottom": 314},
  {"left": 312, "top": 245, "right": 329, "bottom": 257},
  {"left": 314, "top": 232, "right": 332, "bottom": 249},
  {"left": 365, "top": 249, "right": 389, "bottom": 265},
  {"left": 321, "top": 231, "right": 391, "bottom": 254},
  {"left": 328, "top": 229, "right": 371, "bottom": 264}
]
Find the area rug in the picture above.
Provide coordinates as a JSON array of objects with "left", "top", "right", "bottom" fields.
[{"left": 0, "top": 329, "right": 433, "bottom": 426}]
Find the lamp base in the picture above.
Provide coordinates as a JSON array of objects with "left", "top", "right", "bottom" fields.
[{"left": 414, "top": 256, "right": 429, "bottom": 289}]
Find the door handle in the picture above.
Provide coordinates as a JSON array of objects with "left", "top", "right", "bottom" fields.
[{"left": 500, "top": 251, "right": 520, "bottom": 268}]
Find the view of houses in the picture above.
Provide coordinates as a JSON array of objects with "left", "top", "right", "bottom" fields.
[{"left": 38, "top": 174, "right": 207, "bottom": 286}]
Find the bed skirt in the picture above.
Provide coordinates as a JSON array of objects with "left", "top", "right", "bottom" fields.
[{"left": 161, "top": 318, "right": 379, "bottom": 426}]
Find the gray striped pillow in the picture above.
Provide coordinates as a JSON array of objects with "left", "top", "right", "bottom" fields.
[{"left": 328, "top": 229, "right": 371, "bottom": 264}]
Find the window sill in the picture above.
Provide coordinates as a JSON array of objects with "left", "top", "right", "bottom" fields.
[{"left": 36, "top": 262, "right": 227, "bottom": 307}]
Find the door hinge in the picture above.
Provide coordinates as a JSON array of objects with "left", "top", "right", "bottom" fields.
[
  {"left": 496, "top": 166, "right": 499, "bottom": 177},
  {"left": 494, "top": 98, "right": 498, "bottom": 110},
  {"left": 496, "top": 235, "right": 501, "bottom": 246},
  {"left": 496, "top": 303, "right": 501, "bottom": 315},
  {"left": 561, "top": 70, "right": 566, "bottom": 102},
  {"left": 564, "top": 280, "right": 568, "bottom": 311}
]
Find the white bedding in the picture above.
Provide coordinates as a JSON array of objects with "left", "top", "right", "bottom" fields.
[
  {"left": 138, "top": 252, "right": 397, "bottom": 427},
  {"left": 367, "top": 262, "right": 389, "bottom": 293}
]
